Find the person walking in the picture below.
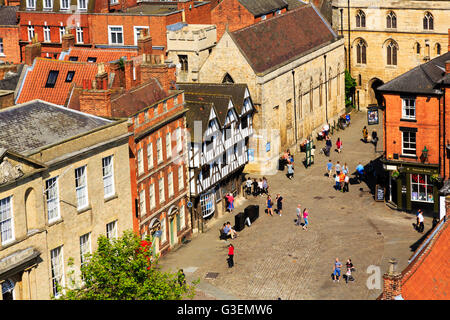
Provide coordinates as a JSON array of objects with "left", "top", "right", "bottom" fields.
[
  {"left": 345, "top": 259, "right": 354, "bottom": 283},
  {"left": 325, "top": 136, "right": 332, "bottom": 156},
  {"left": 327, "top": 159, "right": 333, "bottom": 178},
  {"left": 225, "top": 193, "right": 234, "bottom": 213},
  {"left": 372, "top": 129, "right": 378, "bottom": 152},
  {"left": 343, "top": 174, "right": 350, "bottom": 193},
  {"left": 276, "top": 194, "right": 283, "bottom": 216},
  {"left": 286, "top": 162, "right": 294, "bottom": 179},
  {"left": 362, "top": 126, "right": 368, "bottom": 142},
  {"left": 227, "top": 244, "right": 234, "bottom": 268},
  {"left": 335, "top": 173, "right": 341, "bottom": 191},
  {"left": 342, "top": 163, "right": 349, "bottom": 176},
  {"left": 262, "top": 177, "right": 269, "bottom": 195},
  {"left": 417, "top": 210, "right": 425, "bottom": 233},
  {"left": 356, "top": 162, "right": 364, "bottom": 182},
  {"left": 335, "top": 161, "right": 341, "bottom": 176},
  {"left": 336, "top": 137, "right": 343, "bottom": 153},
  {"left": 267, "top": 195, "right": 274, "bottom": 216},
  {"left": 339, "top": 172, "right": 345, "bottom": 192},
  {"left": 245, "top": 177, "right": 252, "bottom": 196},
  {"left": 258, "top": 179, "right": 263, "bottom": 196},
  {"left": 302, "top": 208, "right": 309, "bottom": 230},
  {"left": 333, "top": 258, "right": 342, "bottom": 282},
  {"left": 295, "top": 204, "right": 302, "bottom": 226}
]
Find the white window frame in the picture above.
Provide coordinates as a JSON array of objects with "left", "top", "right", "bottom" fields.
[
  {"left": 133, "top": 26, "right": 150, "bottom": 46},
  {"left": 27, "top": 0, "right": 36, "bottom": 10},
  {"left": 147, "top": 142, "right": 154, "bottom": 170},
  {"left": 179, "top": 205, "right": 185, "bottom": 230},
  {"left": 149, "top": 183, "right": 156, "bottom": 209},
  {"left": 402, "top": 131, "right": 416, "bottom": 156},
  {"left": 43, "top": 0, "right": 53, "bottom": 10},
  {"left": 402, "top": 98, "right": 416, "bottom": 120},
  {"left": 79, "top": 233, "right": 91, "bottom": 267},
  {"left": 178, "top": 165, "right": 184, "bottom": 191},
  {"left": 27, "top": 26, "right": 35, "bottom": 42},
  {"left": 46, "top": 177, "right": 60, "bottom": 223},
  {"left": 106, "top": 220, "right": 118, "bottom": 239},
  {"left": 44, "top": 26, "right": 51, "bottom": 43},
  {"left": 0, "top": 196, "right": 14, "bottom": 245},
  {"left": 139, "top": 189, "right": 146, "bottom": 216},
  {"left": 75, "top": 166, "right": 89, "bottom": 210},
  {"left": 176, "top": 127, "right": 182, "bottom": 153},
  {"left": 168, "top": 172, "right": 174, "bottom": 198},
  {"left": 78, "top": 0, "right": 88, "bottom": 11},
  {"left": 59, "top": 26, "right": 65, "bottom": 43},
  {"left": 160, "top": 218, "right": 167, "bottom": 243},
  {"left": 157, "top": 137, "right": 163, "bottom": 164},
  {"left": 200, "top": 192, "right": 215, "bottom": 218},
  {"left": 166, "top": 132, "right": 172, "bottom": 159},
  {"left": 60, "top": 0, "right": 70, "bottom": 10},
  {"left": 50, "top": 246, "right": 64, "bottom": 298},
  {"left": 102, "top": 155, "right": 115, "bottom": 198},
  {"left": 76, "top": 27, "right": 83, "bottom": 44},
  {"left": 159, "top": 177, "right": 165, "bottom": 204},
  {"left": 137, "top": 148, "right": 144, "bottom": 175},
  {"left": 108, "top": 25, "right": 124, "bottom": 45}
]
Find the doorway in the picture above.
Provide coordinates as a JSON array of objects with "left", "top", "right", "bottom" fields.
[{"left": 369, "top": 78, "right": 384, "bottom": 107}]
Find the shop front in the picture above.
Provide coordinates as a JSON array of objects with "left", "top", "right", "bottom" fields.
[{"left": 383, "top": 161, "right": 439, "bottom": 214}]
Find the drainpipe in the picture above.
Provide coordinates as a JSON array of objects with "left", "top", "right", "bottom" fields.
[
  {"left": 324, "top": 55, "right": 328, "bottom": 123},
  {"left": 444, "top": 88, "right": 446, "bottom": 179},
  {"left": 340, "top": 8, "right": 344, "bottom": 36},
  {"left": 347, "top": 0, "right": 351, "bottom": 74},
  {"left": 292, "top": 70, "right": 298, "bottom": 147}
]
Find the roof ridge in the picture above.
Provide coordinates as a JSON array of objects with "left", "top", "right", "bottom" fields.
[{"left": 35, "top": 57, "right": 99, "bottom": 66}]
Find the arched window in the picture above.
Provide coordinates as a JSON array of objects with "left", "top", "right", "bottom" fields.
[
  {"left": 386, "top": 41, "right": 398, "bottom": 66},
  {"left": 386, "top": 11, "right": 397, "bottom": 29},
  {"left": 436, "top": 43, "right": 441, "bottom": 55},
  {"left": 415, "top": 42, "right": 421, "bottom": 54},
  {"left": 356, "top": 39, "right": 367, "bottom": 64},
  {"left": 222, "top": 73, "right": 234, "bottom": 84},
  {"left": 356, "top": 10, "right": 366, "bottom": 28},
  {"left": 423, "top": 12, "right": 433, "bottom": 30}
]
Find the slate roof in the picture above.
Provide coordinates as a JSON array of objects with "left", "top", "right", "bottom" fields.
[
  {"left": 400, "top": 219, "right": 449, "bottom": 300},
  {"left": 176, "top": 82, "right": 248, "bottom": 115},
  {"left": 184, "top": 92, "right": 232, "bottom": 127},
  {"left": 0, "top": 6, "right": 19, "bottom": 25},
  {"left": 16, "top": 58, "right": 99, "bottom": 106},
  {"left": 237, "top": 0, "right": 288, "bottom": 16},
  {"left": 60, "top": 47, "right": 138, "bottom": 63},
  {"left": 230, "top": 4, "right": 338, "bottom": 74},
  {"left": 378, "top": 51, "right": 450, "bottom": 95},
  {"left": 184, "top": 100, "right": 214, "bottom": 143},
  {"left": 0, "top": 100, "right": 111, "bottom": 154}
]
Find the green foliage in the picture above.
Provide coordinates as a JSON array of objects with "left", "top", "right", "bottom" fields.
[
  {"left": 58, "top": 231, "right": 197, "bottom": 300},
  {"left": 345, "top": 70, "right": 357, "bottom": 108}
]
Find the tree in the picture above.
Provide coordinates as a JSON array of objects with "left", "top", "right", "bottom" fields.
[
  {"left": 345, "top": 70, "right": 357, "bottom": 109},
  {"left": 58, "top": 231, "right": 197, "bottom": 300}
]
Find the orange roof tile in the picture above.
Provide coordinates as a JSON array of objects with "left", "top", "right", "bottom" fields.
[
  {"left": 401, "top": 220, "right": 450, "bottom": 300},
  {"left": 61, "top": 47, "right": 138, "bottom": 63},
  {"left": 16, "top": 58, "right": 98, "bottom": 106}
]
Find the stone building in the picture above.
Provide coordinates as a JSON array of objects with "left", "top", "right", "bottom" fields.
[
  {"left": 166, "top": 22, "right": 217, "bottom": 83},
  {"left": 199, "top": 4, "right": 346, "bottom": 174},
  {"left": 331, "top": 0, "right": 450, "bottom": 109},
  {"left": 177, "top": 82, "right": 254, "bottom": 232},
  {"left": 0, "top": 100, "right": 133, "bottom": 300}
]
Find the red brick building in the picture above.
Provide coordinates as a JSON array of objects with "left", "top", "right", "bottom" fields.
[
  {"left": 16, "top": 0, "right": 210, "bottom": 61},
  {"left": 377, "top": 33, "right": 450, "bottom": 215},
  {"left": 210, "top": 0, "right": 289, "bottom": 41},
  {"left": 0, "top": 5, "right": 20, "bottom": 63}
]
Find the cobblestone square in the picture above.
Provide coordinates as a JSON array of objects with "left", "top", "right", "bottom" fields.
[{"left": 159, "top": 111, "right": 432, "bottom": 300}]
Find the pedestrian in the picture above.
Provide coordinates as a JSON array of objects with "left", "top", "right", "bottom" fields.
[
  {"left": 417, "top": 210, "right": 425, "bottom": 233},
  {"left": 343, "top": 174, "right": 350, "bottom": 192},
  {"left": 276, "top": 194, "right": 283, "bottom": 216},
  {"left": 325, "top": 136, "right": 332, "bottom": 156},
  {"left": 295, "top": 204, "right": 302, "bottom": 226},
  {"left": 227, "top": 244, "right": 234, "bottom": 268},
  {"left": 362, "top": 126, "right": 368, "bottom": 142},
  {"left": 327, "top": 159, "right": 333, "bottom": 178},
  {"left": 345, "top": 259, "right": 354, "bottom": 283},
  {"left": 342, "top": 163, "right": 349, "bottom": 175},
  {"left": 262, "top": 177, "right": 269, "bottom": 195},
  {"left": 356, "top": 162, "right": 364, "bottom": 182},
  {"left": 302, "top": 208, "right": 309, "bottom": 230},
  {"left": 267, "top": 195, "right": 274, "bottom": 216},
  {"left": 225, "top": 193, "right": 234, "bottom": 213},
  {"left": 286, "top": 162, "right": 294, "bottom": 179},
  {"left": 258, "top": 178, "right": 263, "bottom": 196},
  {"left": 336, "top": 137, "right": 343, "bottom": 153},
  {"left": 372, "top": 129, "right": 378, "bottom": 152},
  {"left": 333, "top": 258, "right": 342, "bottom": 282},
  {"left": 339, "top": 172, "right": 345, "bottom": 192},
  {"left": 252, "top": 178, "right": 259, "bottom": 197},
  {"left": 245, "top": 177, "right": 252, "bottom": 195},
  {"left": 335, "top": 161, "right": 341, "bottom": 176},
  {"left": 335, "top": 173, "right": 341, "bottom": 191}
]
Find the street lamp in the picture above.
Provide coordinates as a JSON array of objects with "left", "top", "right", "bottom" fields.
[{"left": 421, "top": 146, "right": 429, "bottom": 163}]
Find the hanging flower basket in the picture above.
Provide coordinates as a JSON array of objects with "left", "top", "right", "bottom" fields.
[
  {"left": 430, "top": 174, "right": 442, "bottom": 184},
  {"left": 391, "top": 170, "right": 400, "bottom": 179}
]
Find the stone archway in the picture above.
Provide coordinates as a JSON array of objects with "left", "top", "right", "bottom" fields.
[{"left": 368, "top": 78, "right": 384, "bottom": 107}]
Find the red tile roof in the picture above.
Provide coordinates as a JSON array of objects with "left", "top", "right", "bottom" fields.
[
  {"left": 400, "top": 220, "right": 449, "bottom": 300},
  {"left": 230, "top": 4, "right": 337, "bottom": 74},
  {"left": 61, "top": 47, "right": 138, "bottom": 63},
  {"left": 16, "top": 58, "right": 98, "bottom": 106}
]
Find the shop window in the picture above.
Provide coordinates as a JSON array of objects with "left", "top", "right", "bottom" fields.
[
  {"left": 200, "top": 192, "right": 215, "bottom": 218},
  {"left": 411, "top": 174, "right": 434, "bottom": 203}
]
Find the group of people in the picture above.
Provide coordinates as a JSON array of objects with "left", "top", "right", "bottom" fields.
[
  {"left": 266, "top": 194, "right": 284, "bottom": 216},
  {"left": 321, "top": 136, "right": 343, "bottom": 156},
  {"left": 245, "top": 177, "right": 269, "bottom": 197},
  {"left": 362, "top": 126, "right": 378, "bottom": 152},
  {"left": 221, "top": 221, "right": 238, "bottom": 239},
  {"left": 295, "top": 204, "right": 309, "bottom": 230},
  {"left": 333, "top": 258, "right": 355, "bottom": 283},
  {"left": 280, "top": 149, "right": 295, "bottom": 179},
  {"left": 327, "top": 160, "right": 351, "bottom": 192}
]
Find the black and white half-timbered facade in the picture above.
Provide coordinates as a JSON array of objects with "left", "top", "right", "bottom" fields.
[{"left": 176, "top": 83, "right": 254, "bottom": 231}]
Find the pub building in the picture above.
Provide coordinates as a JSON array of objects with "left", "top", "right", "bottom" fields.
[{"left": 377, "top": 51, "right": 450, "bottom": 217}]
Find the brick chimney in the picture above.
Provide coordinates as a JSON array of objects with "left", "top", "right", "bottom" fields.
[
  {"left": 446, "top": 60, "right": 450, "bottom": 75},
  {"left": 140, "top": 54, "right": 176, "bottom": 92},
  {"left": 137, "top": 28, "right": 152, "bottom": 56},
  {"left": 95, "top": 63, "right": 108, "bottom": 90},
  {"left": 381, "top": 258, "right": 403, "bottom": 300},
  {"left": 61, "top": 28, "right": 75, "bottom": 52},
  {"left": 24, "top": 38, "right": 41, "bottom": 65},
  {"left": 79, "top": 63, "right": 112, "bottom": 117}
]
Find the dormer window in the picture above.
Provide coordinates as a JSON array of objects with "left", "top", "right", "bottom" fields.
[
  {"left": 45, "top": 70, "right": 59, "bottom": 88},
  {"left": 87, "top": 57, "right": 97, "bottom": 63},
  {"left": 69, "top": 56, "right": 79, "bottom": 61},
  {"left": 65, "top": 71, "right": 75, "bottom": 82}
]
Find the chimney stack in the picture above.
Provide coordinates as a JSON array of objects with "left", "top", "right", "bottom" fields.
[
  {"left": 446, "top": 60, "right": 450, "bottom": 75},
  {"left": 137, "top": 28, "right": 153, "bottom": 56},
  {"left": 381, "top": 258, "right": 403, "bottom": 300},
  {"left": 24, "top": 37, "right": 41, "bottom": 65},
  {"left": 62, "top": 28, "right": 75, "bottom": 52},
  {"left": 95, "top": 63, "right": 108, "bottom": 90}
]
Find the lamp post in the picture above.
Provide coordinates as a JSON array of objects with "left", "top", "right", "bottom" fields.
[{"left": 422, "top": 146, "right": 429, "bottom": 163}]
